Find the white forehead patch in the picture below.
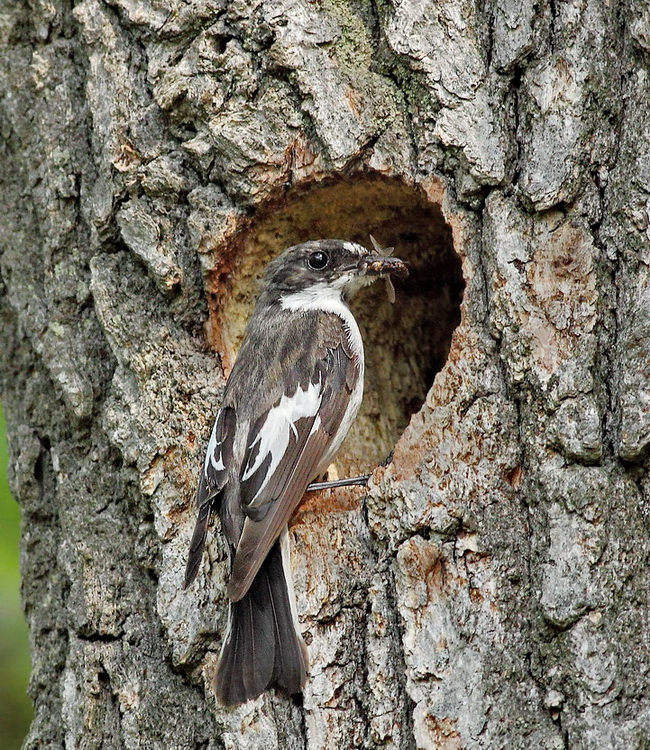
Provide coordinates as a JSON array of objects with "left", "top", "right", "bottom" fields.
[{"left": 343, "top": 241, "right": 367, "bottom": 255}]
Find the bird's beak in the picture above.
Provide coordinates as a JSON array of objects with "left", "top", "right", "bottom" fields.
[{"left": 358, "top": 254, "right": 409, "bottom": 279}]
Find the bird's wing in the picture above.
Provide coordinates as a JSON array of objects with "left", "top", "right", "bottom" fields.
[
  {"left": 184, "top": 406, "right": 237, "bottom": 588},
  {"left": 227, "top": 340, "right": 359, "bottom": 602}
]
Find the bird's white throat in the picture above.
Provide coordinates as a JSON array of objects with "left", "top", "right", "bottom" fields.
[
  {"left": 280, "top": 282, "right": 347, "bottom": 315},
  {"left": 280, "top": 281, "right": 365, "bottom": 361},
  {"left": 280, "top": 275, "right": 371, "bottom": 315}
]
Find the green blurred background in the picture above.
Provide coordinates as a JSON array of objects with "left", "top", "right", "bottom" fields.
[{"left": 0, "top": 404, "right": 33, "bottom": 748}]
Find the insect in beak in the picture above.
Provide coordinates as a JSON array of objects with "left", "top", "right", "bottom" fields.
[{"left": 366, "top": 235, "right": 409, "bottom": 303}]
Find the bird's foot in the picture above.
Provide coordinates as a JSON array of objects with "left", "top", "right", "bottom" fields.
[{"left": 306, "top": 474, "right": 371, "bottom": 491}]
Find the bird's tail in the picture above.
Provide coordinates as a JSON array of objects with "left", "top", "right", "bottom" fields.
[{"left": 214, "top": 530, "right": 309, "bottom": 706}]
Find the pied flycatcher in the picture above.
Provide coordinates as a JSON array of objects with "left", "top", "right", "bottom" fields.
[{"left": 184, "top": 239, "right": 407, "bottom": 706}]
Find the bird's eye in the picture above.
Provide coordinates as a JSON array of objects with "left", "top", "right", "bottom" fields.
[{"left": 308, "top": 251, "right": 329, "bottom": 270}]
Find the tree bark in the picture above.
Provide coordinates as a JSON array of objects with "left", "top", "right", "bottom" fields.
[{"left": 1, "top": 1, "right": 649, "bottom": 748}]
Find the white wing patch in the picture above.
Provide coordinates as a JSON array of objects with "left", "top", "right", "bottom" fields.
[
  {"left": 204, "top": 411, "right": 226, "bottom": 474},
  {"left": 241, "top": 381, "right": 323, "bottom": 503}
]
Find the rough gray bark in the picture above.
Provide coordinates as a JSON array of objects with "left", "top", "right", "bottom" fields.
[{"left": 1, "top": 0, "right": 649, "bottom": 748}]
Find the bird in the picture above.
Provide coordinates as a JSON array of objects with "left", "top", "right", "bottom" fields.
[{"left": 184, "top": 238, "right": 408, "bottom": 706}]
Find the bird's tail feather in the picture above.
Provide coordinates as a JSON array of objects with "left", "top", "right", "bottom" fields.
[{"left": 214, "top": 533, "right": 308, "bottom": 706}]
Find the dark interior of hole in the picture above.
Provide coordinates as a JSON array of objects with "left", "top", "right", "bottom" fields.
[
  {"left": 218, "top": 176, "right": 465, "bottom": 475},
  {"left": 344, "top": 196, "right": 464, "bottom": 474}
]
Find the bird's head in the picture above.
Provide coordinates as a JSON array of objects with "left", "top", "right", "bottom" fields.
[{"left": 262, "top": 239, "right": 408, "bottom": 304}]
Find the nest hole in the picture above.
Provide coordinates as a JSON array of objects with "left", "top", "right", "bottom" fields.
[{"left": 212, "top": 175, "right": 464, "bottom": 475}]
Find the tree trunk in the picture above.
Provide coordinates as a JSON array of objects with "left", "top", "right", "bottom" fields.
[{"left": 1, "top": 0, "right": 649, "bottom": 748}]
